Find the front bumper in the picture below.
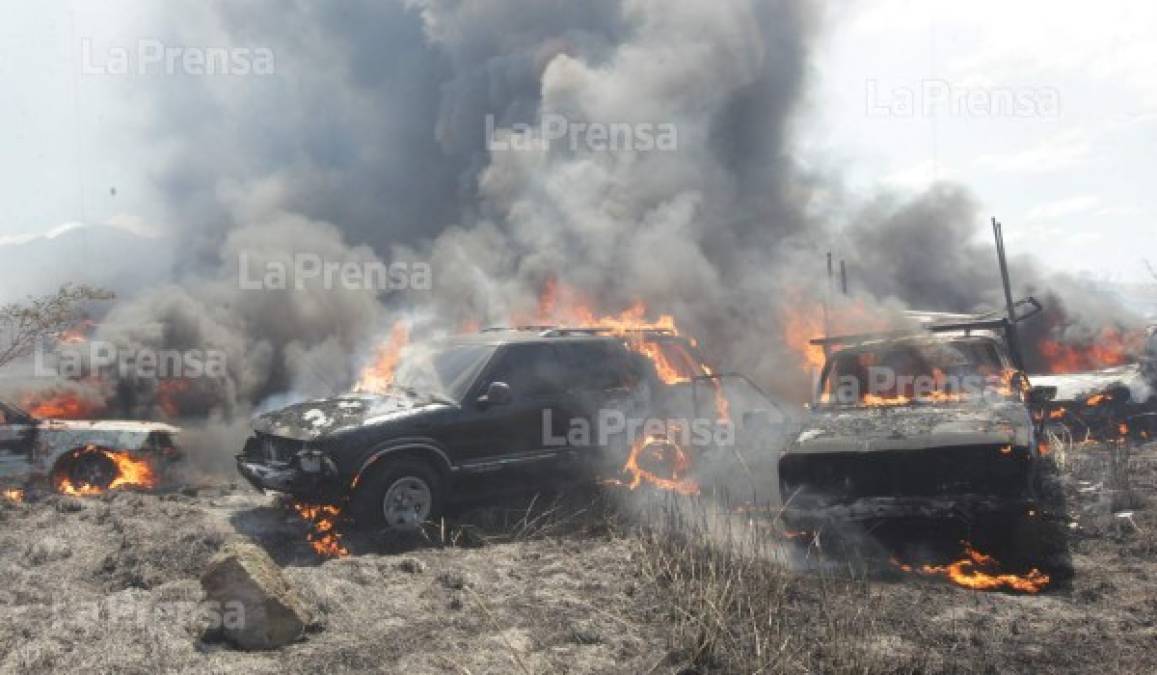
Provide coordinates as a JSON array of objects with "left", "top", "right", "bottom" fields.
[
  {"left": 236, "top": 457, "right": 315, "bottom": 494},
  {"left": 780, "top": 493, "right": 1037, "bottom": 531},
  {"left": 235, "top": 435, "right": 342, "bottom": 497}
]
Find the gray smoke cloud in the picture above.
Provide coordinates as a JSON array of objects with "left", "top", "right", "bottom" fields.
[{"left": 20, "top": 0, "right": 1147, "bottom": 442}]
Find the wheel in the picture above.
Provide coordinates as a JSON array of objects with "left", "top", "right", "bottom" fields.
[
  {"left": 1010, "top": 512, "right": 1073, "bottom": 583},
  {"left": 1011, "top": 457, "right": 1073, "bottom": 582},
  {"left": 349, "top": 459, "right": 442, "bottom": 531},
  {"left": 55, "top": 447, "right": 117, "bottom": 492}
]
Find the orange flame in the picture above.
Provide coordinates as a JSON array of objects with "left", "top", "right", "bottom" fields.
[
  {"left": 894, "top": 542, "right": 1050, "bottom": 593},
  {"left": 609, "top": 434, "right": 700, "bottom": 496},
  {"left": 354, "top": 321, "right": 411, "bottom": 394},
  {"left": 56, "top": 319, "right": 95, "bottom": 344},
  {"left": 20, "top": 391, "right": 102, "bottom": 420},
  {"left": 1037, "top": 328, "right": 1145, "bottom": 374},
  {"left": 783, "top": 309, "right": 826, "bottom": 374},
  {"left": 53, "top": 446, "right": 159, "bottom": 496},
  {"left": 293, "top": 502, "right": 349, "bottom": 558},
  {"left": 781, "top": 295, "right": 898, "bottom": 378},
  {"left": 156, "top": 379, "right": 190, "bottom": 418},
  {"left": 1085, "top": 393, "right": 1109, "bottom": 407},
  {"left": 2, "top": 489, "right": 24, "bottom": 504},
  {"left": 522, "top": 279, "right": 723, "bottom": 415}
]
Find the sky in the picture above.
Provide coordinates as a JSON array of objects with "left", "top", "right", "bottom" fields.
[{"left": 1, "top": 0, "right": 1154, "bottom": 282}]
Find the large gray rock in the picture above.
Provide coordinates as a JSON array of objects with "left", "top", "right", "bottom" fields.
[{"left": 200, "top": 541, "right": 315, "bottom": 650}]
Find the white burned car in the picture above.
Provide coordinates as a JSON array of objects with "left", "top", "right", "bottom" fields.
[{"left": 0, "top": 399, "right": 180, "bottom": 492}]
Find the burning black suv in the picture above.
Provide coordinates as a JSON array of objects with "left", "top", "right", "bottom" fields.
[
  {"left": 237, "top": 327, "right": 780, "bottom": 530},
  {"left": 778, "top": 305, "right": 1072, "bottom": 578}
]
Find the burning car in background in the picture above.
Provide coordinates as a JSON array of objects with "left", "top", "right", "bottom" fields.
[
  {"left": 778, "top": 301, "right": 1072, "bottom": 584},
  {"left": 0, "top": 398, "right": 180, "bottom": 495},
  {"left": 237, "top": 326, "right": 784, "bottom": 533},
  {"left": 1032, "top": 325, "right": 1157, "bottom": 445}
]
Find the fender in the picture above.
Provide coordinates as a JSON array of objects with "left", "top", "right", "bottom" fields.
[{"left": 351, "top": 437, "right": 455, "bottom": 488}]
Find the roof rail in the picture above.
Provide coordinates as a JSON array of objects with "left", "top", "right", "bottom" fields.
[
  {"left": 479, "top": 325, "right": 558, "bottom": 333},
  {"left": 808, "top": 297, "right": 1042, "bottom": 348},
  {"left": 537, "top": 326, "right": 678, "bottom": 338}
]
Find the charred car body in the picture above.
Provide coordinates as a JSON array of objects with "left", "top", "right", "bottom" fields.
[
  {"left": 238, "top": 327, "right": 780, "bottom": 529},
  {"left": 0, "top": 399, "right": 180, "bottom": 491},
  {"left": 779, "top": 302, "right": 1072, "bottom": 577}
]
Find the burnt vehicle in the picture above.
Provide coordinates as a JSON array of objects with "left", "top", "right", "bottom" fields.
[
  {"left": 0, "top": 398, "right": 180, "bottom": 492},
  {"left": 1032, "top": 326, "right": 1157, "bottom": 443},
  {"left": 237, "top": 327, "right": 782, "bottom": 530},
  {"left": 778, "top": 302, "right": 1072, "bottom": 578}
]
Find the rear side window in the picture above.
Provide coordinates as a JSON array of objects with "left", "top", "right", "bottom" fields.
[{"left": 556, "top": 342, "right": 642, "bottom": 392}]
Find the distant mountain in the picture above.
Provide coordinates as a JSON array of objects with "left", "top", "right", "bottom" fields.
[{"left": 0, "top": 224, "right": 174, "bottom": 304}]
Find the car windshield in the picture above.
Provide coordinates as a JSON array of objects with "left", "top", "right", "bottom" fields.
[
  {"left": 819, "top": 340, "right": 1012, "bottom": 406},
  {"left": 391, "top": 342, "right": 497, "bottom": 403}
]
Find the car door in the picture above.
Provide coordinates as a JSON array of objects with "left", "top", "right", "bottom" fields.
[
  {"left": 553, "top": 341, "right": 648, "bottom": 461},
  {"left": 450, "top": 342, "right": 574, "bottom": 472}
]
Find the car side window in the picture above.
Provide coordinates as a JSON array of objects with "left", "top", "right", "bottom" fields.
[
  {"left": 555, "top": 342, "right": 635, "bottom": 392},
  {"left": 485, "top": 344, "right": 567, "bottom": 401}
]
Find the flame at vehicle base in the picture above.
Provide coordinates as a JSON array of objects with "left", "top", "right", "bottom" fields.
[
  {"left": 606, "top": 434, "right": 700, "bottom": 496},
  {"left": 292, "top": 502, "right": 350, "bottom": 558},
  {"left": 893, "top": 541, "right": 1050, "bottom": 594},
  {"left": 2, "top": 489, "right": 24, "bottom": 504},
  {"left": 53, "top": 445, "right": 159, "bottom": 496}
]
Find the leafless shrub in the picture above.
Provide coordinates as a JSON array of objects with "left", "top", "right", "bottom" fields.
[
  {"left": 629, "top": 495, "right": 935, "bottom": 674},
  {"left": 0, "top": 284, "right": 113, "bottom": 369}
]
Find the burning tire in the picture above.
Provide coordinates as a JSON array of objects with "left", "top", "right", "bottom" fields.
[
  {"left": 50, "top": 445, "right": 160, "bottom": 496},
  {"left": 55, "top": 446, "right": 118, "bottom": 493},
  {"left": 349, "top": 459, "right": 442, "bottom": 531}
]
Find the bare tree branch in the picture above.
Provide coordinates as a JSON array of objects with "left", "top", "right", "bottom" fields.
[{"left": 0, "top": 284, "right": 114, "bottom": 370}]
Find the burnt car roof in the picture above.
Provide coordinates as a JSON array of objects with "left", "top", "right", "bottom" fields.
[
  {"left": 447, "top": 328, "right": 680, "bottom": 347},
  {"left": 0, "top": 398, "right": 181, "bottom": 433},
  {"left": 825, "top": 332, "right": 1003, "bottom": 356}
]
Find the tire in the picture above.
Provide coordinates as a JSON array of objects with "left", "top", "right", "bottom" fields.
[
  {"left": 56, "top": 447, "right": 118, "bottom": 491},
  {"left": 349, "top": 459, "right": 442, "bottom": 531},
  {"left": 1011, "top": 457, "right": 1073, "bottom": 582},
  {"left": 1010, "top": 512, "right": 1073, "bottom": 583}
]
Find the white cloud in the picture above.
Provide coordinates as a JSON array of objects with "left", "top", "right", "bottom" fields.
[
  {"left": 972, "top": 129, "right": 1090, "bottom": 174},
  {"left": 1025, "top": 195, "right": 1100, "bottom": 221}
]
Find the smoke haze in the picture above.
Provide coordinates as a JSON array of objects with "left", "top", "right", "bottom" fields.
[{"left": 12, "top": 0, "right": 1147, "bottom": 435}]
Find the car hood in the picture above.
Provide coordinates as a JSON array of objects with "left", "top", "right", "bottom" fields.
[
  {"left": 790, "top": 402, "right": 1030, "bottom": 454},
  {"left": 252, "top": 392, "right": 453, "bottom": 441}
]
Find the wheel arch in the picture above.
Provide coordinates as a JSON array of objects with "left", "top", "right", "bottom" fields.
[{"left": 350, "top": 439, "right": 453, "bottom": 491}]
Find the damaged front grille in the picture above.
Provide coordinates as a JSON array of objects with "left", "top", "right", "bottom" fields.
[
  {"left": 243, "top": 434, "right": 307, "bottom": 464},
  {"left": 780, "top": 444, "right": 1030, "bottom": 503}
]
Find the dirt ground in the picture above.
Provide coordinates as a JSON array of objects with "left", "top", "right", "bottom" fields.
[{"left": 1, "top": 441, "right": 1156, "bottom": 674}]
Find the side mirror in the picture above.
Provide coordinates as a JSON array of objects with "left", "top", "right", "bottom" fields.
[
  {"left": 477, "top": 381, "right": 512, "bottom": 408},
  {"left": 1028, "top": 385, "right": 1057, "bottom": 407}
]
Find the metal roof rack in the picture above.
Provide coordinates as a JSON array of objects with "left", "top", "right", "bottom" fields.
[
  {"left": 478, "top": 325, "right": 679, "bottom": 338},
  {"left": 537, "top": 326, "right": 679, "bottom": 338},
  {"left": 808, "top": 297, "right": 1042, "bottom": 348}
]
